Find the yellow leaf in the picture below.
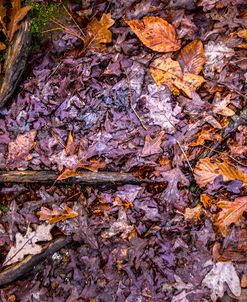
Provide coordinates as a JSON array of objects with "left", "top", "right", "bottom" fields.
[
  {"left": 214, "top": 196, "right": 247, "bottom": 236},
  {"left": 126, "top": 16, "right": 181, "bottom": 52},
  {"left": 178, "top": 40, "right": 205, "bottom": 74},
  {"left": 184, "top": 204, "right": 202, "bottom": 223},
  {"left": 150, "top": 56, "right": 205, "bottom": 98},
  {"left": 85, "top": 13, "right": 114, "bottom": 51},
  {"left": 194, "top": 157, "right": 247, "bottom": 187},
  {"left": 237, "top": 29, "right": 247, "bottom": 40}
]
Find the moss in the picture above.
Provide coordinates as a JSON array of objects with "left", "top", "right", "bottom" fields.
[{"left": 28, "top": 2, "right": 61, "bottom": 35}]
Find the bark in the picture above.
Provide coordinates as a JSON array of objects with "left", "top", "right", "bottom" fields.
[{"left": 0, "top": 171, "right": 156, "bottom": 185}]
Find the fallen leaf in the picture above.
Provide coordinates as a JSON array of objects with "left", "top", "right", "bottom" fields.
[
  {"left": 200, "top": 193, "right": 214, "bottom": 208},
  {"left": 3, "top": 224, "right": 53, "bottom": 266},
  {"left": 190, "top": 128, "right": 222, "bottom": 146},
  {"left": 0, "top": 41, "right": 6, "bottom": 50},
  {"left": 6, "top": 129, "right": 37, "bottom": 170},
  {"left": 161, "top": 167, "right": 189, "bottom": 204},
  {"left": 237, "top": 29, "right": 247, "bottom": 40},
  {"left": 178, "top": 40, "right": 205, "bottom": 74},
  {"left": 213, "top": 93, "right": 235, "bottom": 116},
  {"left": 140, "top": 131, "right": 165, "bottom": 157},
  {"left": 184, "top": 204, "right": 202, "bottom": 223},
  {"left": 84, "top": 13, "right": 115, "bottom": 51},
  {"left": 56, "top": 168, "right": 80, "bottom": 181},
  {"left": 214, "top": 196, "right": 247, "bottom": 236},
  {"left": 202, "top": 262, "right": 241, "bottom": 301},
  {"left": 204, "top": 41, "right": 234, "bottom": 78},
  {"left": 38, "top": 205, "right": 78, "bottom": 224},
  {"left": 126, "top": 16, "right": 181, "bottom": 52},
  {"left": 150, "top": 56, "right": 205, "bottom": 98},
  {"left": 101, "top": 209, "right": 134, "bottom": 239},
  {"left": 194, "top": 157, "right": 247, "bottom": 187}
]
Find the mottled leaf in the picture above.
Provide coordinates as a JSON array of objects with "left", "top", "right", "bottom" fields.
[
  {"left": 126, "top": 16, "right": 181, "bottom": 52},
  {"left": 140, "top": 131, "right": 165, "bottom": 157}
]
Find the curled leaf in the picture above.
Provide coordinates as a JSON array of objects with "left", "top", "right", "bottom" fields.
[{"left": 126, "top": 16, "right": 181, "bottom": 52}]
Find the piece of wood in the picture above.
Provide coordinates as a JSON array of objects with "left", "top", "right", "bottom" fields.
[
  {"left": 0, "top": 171, "right": 157, "bottom": 185},
  {"left": 0, "top": 236, "right": 72, "bottom": 287},
  {"left": 0, "top": 17, "right": 31, "bottom": 107}
]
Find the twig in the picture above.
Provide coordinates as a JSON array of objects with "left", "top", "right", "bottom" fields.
[
  {"left": 124, "top": 69, "right": 147, "bottom": 130},
  {"left": 0, "top": 236, "right": 72, "bottom": 287}
]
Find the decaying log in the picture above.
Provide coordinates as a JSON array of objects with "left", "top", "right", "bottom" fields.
[
  {"left": 0, "top": 18, "right": 31, "bottom": 107},
  {"left": 0, "top": 171, "right": 157, "bottom": 185},
  {"left": 0, "top": 236, "right": 72, "bottom": 287}
]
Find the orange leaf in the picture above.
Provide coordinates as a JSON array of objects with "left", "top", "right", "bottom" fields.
[
  {"left": 0, "top": 41, "right": 6, "bottom": 51},
  {"left": 178, "top": 40, "right": 205, "bottom": 74},
  {"left": 214, "top": 196, "right": 247, "bottom": 236},
  {"left": 237, "top": 29, "right": 247, "bottom": 40},
  {"left": 37, "top": 206, "right": 78, "bottom": 224},
  {"left": 57, "top": 168, "right": 79, "bottom": 181},
  {"left": 65, "top": 131, "right": 74, "bottom": 156},
  {"left": 126, "top": 16, "right": 181, "bottom": 52},
  {"left": 190, "top": 128, "right": 222, "bottom": 146},
  {"left": 200, "top": 193, "right": 214, "bottom": 208},
  {"left": 79, "top": 159, "right": 106, "bottom": 172},
  {"left": 85, "top": 13, "right": 114, "bottom": 51},
  {"left": 184, "top": 204, "right": 202, "bottom": 223},
  {"left": 194, "top": 157, "right": 247, "bottom": 187}
]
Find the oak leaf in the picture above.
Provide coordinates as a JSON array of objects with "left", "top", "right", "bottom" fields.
[
  {"left": 194, "top": 157, "right": 247, "bottom": 187},
  {"left": 213, "top": 93, "right": 235, "bottom": 117},
  {"left": 37, "top": 205, "right": 78, "bottom": 224},
  {"left": 126, "top": 16, "right": 181, "bottom": 52},
  {"left": 140, "top": 131, "right": 165, "bottom": 157},
  {"left": 84, "top": 13, "right": 114, "bottom": 51},
  {"left": 3, "top": 224, "right": 53, "bottom": 266},
  {"left": 214, "top": 196, "right": 247, "bottom": 236},
  {"left": 190, "top": 128, "right": 222, "bottom": 146},
  {"left": 202, "top": 262, "right": 241, "bottom": 301},
  {"left": 178, "top": 40, "right": 205, "bottom": 74}
]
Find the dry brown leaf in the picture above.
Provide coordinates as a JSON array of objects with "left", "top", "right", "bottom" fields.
[
  {"left": 213, "top": 93, "right": 235, "bottom": 117},
  {"left": 150, "top": 56, "right": 205, "bottom": 98},
  {"left": 140, "top": 131, "right": 165, "bottom": 157},
  {"left": 200, "top": 193, "right": 214, "bottom": 208},
  {"left": 184, "top": 204, "right": 202, "bottom": 223},
  {"left": 214, "top": 196, "right": 247, "bottom": 236},
  {"left": 126, "top": 16, "right": 181, "bottom": 52},
  {"left": 84, "top": 13, "right": 114, "bottom": 51},
  {"left": 65, "top": 131, "right": 74, "bottom": 156},
  {"left": 194, "top": 157, "right": 247, "bottom": 187},
  {"left": 38, "top": 205, "right": 78, "bottom": 224},
  {"left": 6, "top": 129, "right": 36, "bottom": 170},
  {"left": 3, "top": 224, "right": 53, "bottom": 266},
  {"left": 79, "top": 159, "right": 106, "bottom": 172},
  {"left": 0, "top": 41, "right": 6, "bottom": 50},
  {"left": 190, "top": 128, "right": 222, "bottom": 146},
  {"left": 178, "top": 40, "right": 205, "bottom": 74},
  {"left": 57, "top": 168, "right": 80, "bottom": 181},
  {"left": 237, "top": 29, "right": 247, "bottom": 40}
]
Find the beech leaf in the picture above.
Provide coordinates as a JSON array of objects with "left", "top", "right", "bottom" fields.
[
  {"left": 178, "top": 40, "right": 205, "bottom": 74},
  {"left": 126, "top": 16, "right": 181, "bottom": 52}
]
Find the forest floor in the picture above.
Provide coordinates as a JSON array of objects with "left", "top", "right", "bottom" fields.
[{"left": 0, "top": 0, "right": 246, "bottom": 301}]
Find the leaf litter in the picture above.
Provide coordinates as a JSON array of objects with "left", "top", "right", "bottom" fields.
[{"left": 0, "top": 0, "right": 246, "bottom": 301}]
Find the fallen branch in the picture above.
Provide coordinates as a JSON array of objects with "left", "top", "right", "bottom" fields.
[
  {"left": 0, "top": 171, "right": 156, "bottom": 185},
  {"left": 0, "top": 236, "right": 72, "bottom": 287}
]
